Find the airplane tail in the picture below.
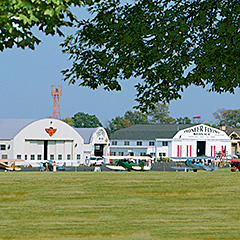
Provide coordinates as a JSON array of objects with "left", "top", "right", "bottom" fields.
[{"left": 11, "top": 162, "right": 16, "bottom": 170}]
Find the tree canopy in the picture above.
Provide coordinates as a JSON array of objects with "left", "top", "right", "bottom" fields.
[
  {"left": 213, "top": 108, "right": 240, "bottom": 128},
  {"left": 65, "top": 112, "right": 102, "bottom": 128},
  {"left": 107, "top": 103, "right": 186, "bottom": 135},
  {"left": 107, "top": 110, "right": 149, "bottom": 135},
  {"left": 148, "top": 103, "right": 175, "bottom": 124},
  {"left": 61, "top": 0, "right": 240, "bottom": 111},
  {"left": 0, "top": 0, "right": 99, "bottom": 51}
]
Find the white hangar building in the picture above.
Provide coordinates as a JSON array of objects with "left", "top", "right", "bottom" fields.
[
  {"left": 0, "top": 118, "right": 109, "bottom": 164},
  {"left": 109, "top": 124, "right": 231, "bottom": 159}
]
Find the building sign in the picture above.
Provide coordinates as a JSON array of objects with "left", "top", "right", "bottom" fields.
[
  {"left": 183, "top": 125, "right": 220, "bottom": 136},
  {"left": 173, "top": 124, "right": 229, "bottom": 140},
  {"left": 45, "top": 127, "right": 57, "bottom": 137}
]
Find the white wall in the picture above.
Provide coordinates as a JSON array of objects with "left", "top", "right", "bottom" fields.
[{"left": 13, "top": 119, "right": 84, "bottom": 162}]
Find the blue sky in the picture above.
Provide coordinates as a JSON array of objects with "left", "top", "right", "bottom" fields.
[{"left": 1, "top": 6, "right": 240, "bottom": 126}]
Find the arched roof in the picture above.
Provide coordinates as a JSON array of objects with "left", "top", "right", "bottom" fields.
[
  {"left": 0, "top": 119, "right": 37, "bottom": 139},
  {"left": 0, "top": 119, "right": 103, "bottom": 143}
]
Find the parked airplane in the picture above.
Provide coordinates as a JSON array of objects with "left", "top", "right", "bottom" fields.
[
  {"left": 0, "top": 159, "right": 25, "bottom": 171},
  {"left": 42, "top": 160, "right": 67, "bottom": 171},
  {"left": 222, "top": 157, "right": 240, "bottom": 172},
  {"left": 104, "top": 156, "right": 152, "bottom": 171},
  {"left": 171, "top": 156, "right": 218, "bottom": 172},
  {"left": 25, "top": 159, "right": 79, "bottom": 171}
]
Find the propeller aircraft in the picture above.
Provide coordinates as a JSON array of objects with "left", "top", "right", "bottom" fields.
[
  {"left": 222, "top": 158, "right": 240, "bottom": 172},
  {"left": 42, "top": 160, "right": 67, "bottom": 171},
  {"left": 0, "top": 159, "right": 25, "bottom": 171},
  {"left": 171, "top": 156, "right": 218, "bottom": 172},
  {"left": 25, "top": 159, "right": 78, "bottom": 171},
  {"left": 104, "top": 156, "right": 152, "bottom": 171}
]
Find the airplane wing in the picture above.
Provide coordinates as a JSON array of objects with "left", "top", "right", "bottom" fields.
[
  {"left": 223, "top": 158, "right": 240, "bottom": 162},
  {"left": 128, "top": 156, "right": 152, "bottom": 160},
  {"left": 103, "top": 156, "right": 151, "bottom": 160},
  {"left": 0, "top": 159, "right": 25, "bottom": 162},
  {"left": 203, "top": 165, "right": 219, "bottom": 171},
  {"left": 171, "top": 156, "right": 216, "bottom": 161},
  {"left": 0, "top": 162, "right": 21, "bottom": 171},
  {"left": 171, "top": 166, "right": 194, "bottom": 171},
  {"left": 105, "top": 165, "right": 126, "bottom": 171},
  {"left": 104, "top": 156, "right": 120, "bottom": 159},
  {"left": 103, "top": 156, "right": 130, "bottom": 160},
  {"left": 171, "top": 165, "right": 218, "bottom": 171},
  {"left": 132, "top": 166, "right": 151, "bottom": 171}
]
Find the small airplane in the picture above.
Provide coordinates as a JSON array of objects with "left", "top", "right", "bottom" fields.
[
  {"left": 222, "top": 156, "right": 240, "bottom": 172},
  {"left": 26, "top": 160, "right": 76, "bottom": 171},
  {"left": 228, "top": 159, "right": 240, "bottom": 172},
  {"left": 0, "top": 159, "right": 25, "bottom": 171},
  {"left": 41, "top": 160, "right": 67, "bottom": 171},
  {"left": 104, "top": 156, "right": 152, "bottom": 171},
  {"left": 171, "top": 156, "right": 218, "bottom": 172}
]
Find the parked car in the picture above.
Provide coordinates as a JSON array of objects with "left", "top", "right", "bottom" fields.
[
  {"left": 95, "top": 157, "right": 104, "bottom": 166},
  {"left": 86, "top": 156, "right": 104, "bottom": 166}
]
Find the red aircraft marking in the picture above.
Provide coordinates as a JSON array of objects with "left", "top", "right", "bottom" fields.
[{"left": 45, "top": 127, "right": 57, "bottom": 137}]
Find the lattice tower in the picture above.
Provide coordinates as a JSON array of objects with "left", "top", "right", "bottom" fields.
[{"left": 51, "top": 85, "right": 62, "bottom": 119}]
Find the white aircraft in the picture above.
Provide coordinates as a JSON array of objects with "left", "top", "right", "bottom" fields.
[
  {"left": 103, "top": 156, "right": 152, "bottom": 171},
  {"left": 171, "top": 156, "right": 218, "bottom": 172}
]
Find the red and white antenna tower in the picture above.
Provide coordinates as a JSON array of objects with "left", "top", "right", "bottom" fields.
[{"left": 51, "top": 85, "right": 62, "bottom": 119}]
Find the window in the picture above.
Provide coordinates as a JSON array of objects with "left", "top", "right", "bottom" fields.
[
  {"left": 95, "top": 145, "right": 100, "bottom": 150},
  {"left": 77, "top": 154, "right": 81, "bottom": 160},
  {"left": 67, "top": 154, "right": 71, "bottom": 160},
  {"left": 159, "top": 153, "right": 166, "bottom": 157},
  {"left": 25, "top": 155, "right": 27, "bottom": 160},
  {"left": 58, "top": 155, "right": 62, "bottom": 160},
  {"left": 119, "top": 152, "right": 124, "bottom": 156},
  {"left": 140, "top": 152, "right": 146, "bottom": 156},
  {"left": 162, "top": 141, "right": 168, "bottom": 146},
  {"left": 0, "top": 145, "right": 6, "bottom": 150},
  {"left": 111, "top": 152, "right": 116, "bottom": 156},
  {"left": 17, "top": 155, "right": 21, "bottom": 159},
  {"left": 124, "top": 141, "right": 130, "bottom": 146},
  {"left": 112, "top": 141, "right": 117, "bottom": 146},
  {"left": 149, "top": 141, "right": 155, "bottom": 146},
  {"left": 50, "top": 155, "right": 54, "bottom": 160},
  {"left": 37, "top": 155, "right": 42, "bottom": 160},
  {"left": 31, "top": 155, "right": 35, "bottom": 160},
  {"left": 2, "top": 154, "right": 7, "bottom": 159},
  {"left": 137, "top": 141, "right": 142, "bottom": 146}
]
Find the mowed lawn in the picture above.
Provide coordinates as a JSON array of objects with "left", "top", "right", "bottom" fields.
[{"left": 0, "top": 169, "right": 239, "bottom": 240}]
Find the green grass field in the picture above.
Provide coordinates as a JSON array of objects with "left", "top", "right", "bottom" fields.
[{"left": 0, "top": 169, "right": 239, "bottom": 240}]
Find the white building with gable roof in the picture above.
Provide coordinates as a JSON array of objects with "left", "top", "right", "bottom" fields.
[
  {"left": 0, "top": 118, "right": 109, "bottom": 164},
  {"left": 110, "top": 124, "right": 231, "bottom": 159},
  {"left": 169, "top": 124, "right": 231, "bottom": 157}
]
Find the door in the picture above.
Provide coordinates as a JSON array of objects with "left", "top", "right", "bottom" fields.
[
  {"left": 197, "top": 141, "right": 206, "bottom": 156},
  {"left": 94, "top": 144, "right": 104, "bottom": 156},
  {"left": 44, "top": 140, "right": 48, "bottom": 160}
]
